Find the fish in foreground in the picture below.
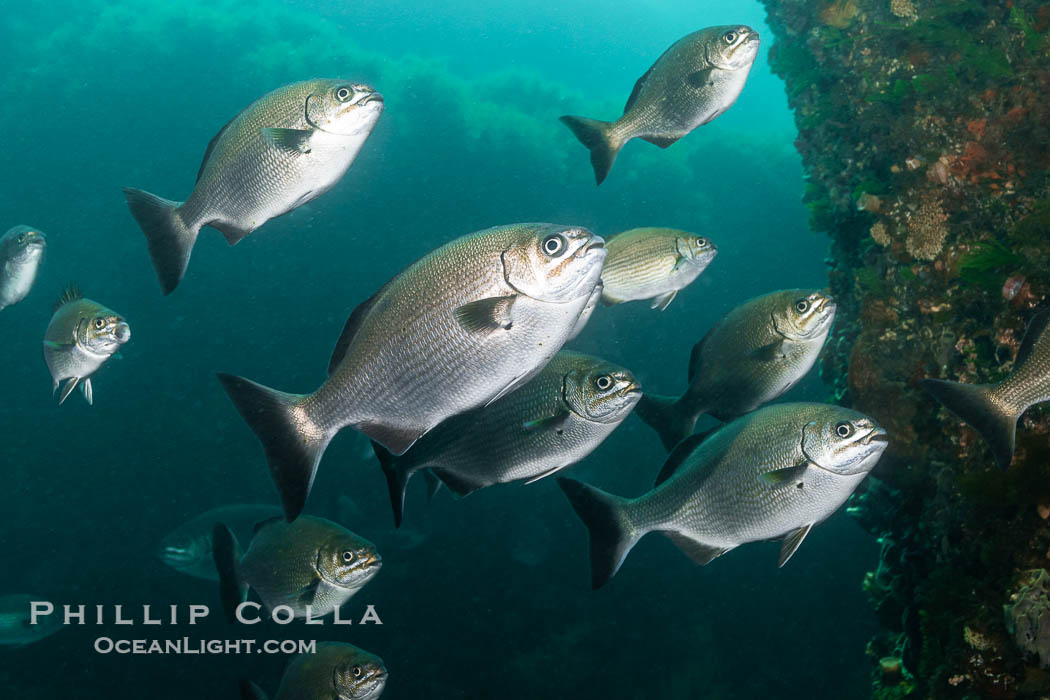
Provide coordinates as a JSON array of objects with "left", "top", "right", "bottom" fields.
[
  {"left": 43, "top": 285, "right": 130, "bottom": 405},
  {"left": 561, "top": 25, "right": 760, "bottom": 184},
  {"left": 0, "top": 594, "right": 64, "bottom": 646},
  {"left": 922, "top": 309, "right": 1050, "bottom": 470},
  {"left": 374, "top": 351, "right": 642, "bottom": 526},
  {"left": 0, "top": 225, "right": 46, "bottom": 310},
  {"left": 240, "top": 642, "right": 387, "bottom": 700},
  {"left": 636, "top": 289, "right": 835, "bottom": 450},
  {"left": 158, "top": 504, "right": 282, "bottom": 581},
  {"left": 218, "top": 223, "right": 606, "bottom": 521},
  {"left": 600, "top": 228, "right": 717, "bottom": 310},
  {"left": 123, "top": 78, "right": 384, "bottom": 294},
  {"left": 212, "top": 515, "right": 381, "bottom": 621},
  {"left": 558, "top": 403, "right": 888, "bottom": 589}
]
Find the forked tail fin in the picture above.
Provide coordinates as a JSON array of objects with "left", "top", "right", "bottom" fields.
[
  {"left": 920, "top": 378, "right": 1019, "bottom": 470},
  {"left": 122, "top": 187, "right": 198, "bottom": 295},
  {"left": 216, "top": 373, "right": 333, "bottom": 520},
  {"left": 634, "top": 393, "right": 698, "bottom": 452},
  {"left": 559, "top": 115, "right": 624, "bottom": 185},
  {"left": 556, "top": 477, "right": 644, "bottom": 589}
]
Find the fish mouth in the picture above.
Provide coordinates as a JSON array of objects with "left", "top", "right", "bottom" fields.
[
  {"left": 577, "top": 237, "right": 605, "bottom": 257},
  {"left": 862, "top": 428, "right": 889, "bottom": 446},
  {"left": 622, "top": 381, "right": 643, "bottom": 396},
  {"left": 359, "top": 92, "right": 384, "bottom": 106},
  {"left": 114, "top": 322, "right": 131, "bottom": 344}
]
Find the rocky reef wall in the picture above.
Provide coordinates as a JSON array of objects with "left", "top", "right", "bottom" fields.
[{"left": 758, "top": 0, "right": 1050, "bottom": 697}]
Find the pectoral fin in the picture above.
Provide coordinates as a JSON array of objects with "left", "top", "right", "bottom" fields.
[
  {"left": 778, "top": 524, "right": 813, "bottom": 567},
  {"left": 289, "top": 578, "right": 321, "bottom": 606},
  {"left": 760, "top": 462, "right": 810, "bottom": 486},
  {"left": 523, "top": 411, "right": 570, "bottom": 434},
  {"left": 485, "top": 368, "right": 533, "bottom": 407},
  {"left": 262, "top": 128, "right": 313, "bottom": 154},
  {"left": 749, "top": 339, "right": 789, "bottom": 362},
  {"left": 43, "top": 340, "right": 69, "bottom": 350},
  {"left": 57, "top": 377, "right": 80, "bottom": 405},
  {"left": 650, "top": 290, "right": 678, "bottom": 311},
  {"left": 453, "top": 295, "right": 517, "bottom": 334}
]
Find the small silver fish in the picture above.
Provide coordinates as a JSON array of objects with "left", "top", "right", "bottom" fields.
[
  {"left": 212, "top": 515, "right": 380, "bottom": 620},
  {"left": 123, "top": 78, "right": 384, "bottom": 294},
  {"left": 218, "top": 223, "right": 606, "bottom": 521},
  {"left": 0, "top": 594, "right": 63, "bottom": 646},
  {"left": 922, "top": 309, "right": 1050, "bottom": 470},
  {"left": 558, "top": 403, "right": 888, "bottom": 589},
  {"left": 42, "top": 285, "right": 130, "bottom": 405},
  {"left": 561, "top": 26, "right": 760, "bottom": 184},
  {"left": 0, "top": 226, "right": 46, "bottom": 310},
  {"left": 373, "top": 351, "right": 642, "bottom": 526},
  {"left": 158, "top": 504, "right": 282, "bottom": 581},
  {"left": 636, "top": 289, "right": 835, "bottom": 450},
  {"left": 240, "top": 642, "right": 387, "bottom": 700},
  {"left": 600, "top": 228, "right": 717, "bottom": 310}
]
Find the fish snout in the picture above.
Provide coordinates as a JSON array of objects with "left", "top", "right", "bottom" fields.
[
  {"left": 862, "top": 427, "right": 889, "bottom": 445},
  {"left": 358, "top": 90, "right": 384, "bottom": 106},
  {"left": 114, "top": 322, "right": 131, "bottom": 344}
]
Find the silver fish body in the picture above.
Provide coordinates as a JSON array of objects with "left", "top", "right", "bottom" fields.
[
  {"left": 0, "top": 594, "right": 63, "bottom": 646},
  {"left": 922, "top": 309, "right": 1050, "bottom": 470},
  {"left": 213, "top": 516, "right": 381, "bottom": 620},
  {"left": 0, "top": 226, "right": 46, "bottom": 310},
  {"left": 158, "top": 504, "right": 281, "bottom": 581},
  {"left": 636, "top": 289, "right": 835, "bottom": 450},
  {"left": 375, "top": 351, "right": 642, "bottom": 525},
  {"left": 42, "top": 286, "right": 130, "bottom": 405},
  {"left": 567, "top": 280, "right": 603, "bottom": 341},
  {"left": 561, "top": 25, "right": 759, "bottom": 184},
  {"left": 243, "top": 642, "right": 387, "bottom": 700},
  {"left": 123, "top": 78, "right": 384, "bottom": 294},
  {"left": 218, "top": 223, "right": 606, "bottom": 521},
  {"left": 558, "top": 402, "right": 888, "bottom": 588},
  {"left": 600, "top": 228, "right": 717, "bottom": 310}
]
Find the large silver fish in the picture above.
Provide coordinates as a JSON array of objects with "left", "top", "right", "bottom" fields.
[
  {"left": 212, "top": 516, "right": 380, "bottom": 620},
  {"left": 600, "top": 228, "right": 717, "bottom": 310},
  {"left": 42, "top": 286, "right": 130, "bottom": 405},
  {"left": 0, "top": 225, "right": 46, "bottom": 310},
  {"left": 0, "top": 594, "right": 64, "bottom": 646},
  {"left": 373, "top": 351, "right": 642, "bottom": 526},
  {"left": 561, "top": 25, "right": 759, "bottom": 184},
  {"left": 636, "top": 289, "right": 835, "bottom": 450},
  {"left": 218, "top": 223, "right": 606, "bottom": 521},
  {"left": 922, "top": 309, "right": 1050, "bottom": 470},
  {"left": 123, "top": 78, "right": 384, "bottom": 294},
  {"left": 240, "top": 642, "right": 387, "bottom": 700},
  {"left": 558, "top": 403, "right": 888, "bottom": 589},
  {"left": 158, "top": 504, "right": 282, "bottom": 581}
]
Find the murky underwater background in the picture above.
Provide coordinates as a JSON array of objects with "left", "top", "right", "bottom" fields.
[{"left": 0, "top": 1, "right": 880, "bottom": 697}]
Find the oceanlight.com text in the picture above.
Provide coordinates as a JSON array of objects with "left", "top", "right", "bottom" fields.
[{"left": 94, "top": 637, "right": 317, "bottom": 655}]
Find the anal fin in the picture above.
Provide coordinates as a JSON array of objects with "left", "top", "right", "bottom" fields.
[
  {"left": 211, "top": 221, "right": 254, "bottom": 246},
  {"left": 650, "top": 290, "right": 678, "bottom": 311},
  {"left": 640, "top": 134, "right": 681, "bottom": 149},
  {"left": 431, "top": 468, "right": 486, "bottom": 498},
  {"left": 778, "top": 524, "right": 813, "bottom": 567},
  {"left": 57, "top": 377, "right": 80, "bottom": 405},
  {"left": 357, "top": 421, "right": 427, "bottom": 457},
  {"left": 80, "top": 378, "right": 93, "bottom": 405},
  {"left": 663, "top": 531, "right": 731, "bottom": 565}
]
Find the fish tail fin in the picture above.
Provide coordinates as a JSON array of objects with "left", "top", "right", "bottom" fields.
[
  {"left": 239, "top": 679, "right": 268, "bottom": 700},
  {"left": 211, "top": 523, "right": 247, "bottom": 624},
  {"left": 122, "top": 187, "right": 198, "bottom": 295},
  {"left": 216, "top": 373, "right": 332, "bottom": 520},
  {"left": 371, "top": 440, "right": 412, "bottom": 528},
  {"left": 920, "top": 378, "right": 1019, "bottom": 470},
  {"left": 556, "top": 477, "right": 644, "bottom": 589},
  {"left": 559, "top": 115, "right": 623, "bottom": 185},
  {"left": 634, "top": 393, "right": 697, "bottom": 452}
]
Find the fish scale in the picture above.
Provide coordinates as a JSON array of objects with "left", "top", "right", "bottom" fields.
[{"left": 600, "top": 227, "right": 716, "bottom": 307}]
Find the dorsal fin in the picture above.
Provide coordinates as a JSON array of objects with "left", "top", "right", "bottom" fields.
[
  {"left": 54, "top": 284, "right": 82, "bottom": 312},
  {"left": 196, "top": 107, "right": 247, "bottom": 183},
  {"left": 328, "top": 287, "right": 386, "bottom": 376},
  {"left": 654, "top": 431, "right": 708, "bottom": 487},
  {"left": 1016, "top": 308, "right": 1050, "bottom": 369},
  {"left": 624, "top": 42, "right": 676, "bottom": 114},
  {"left": 252, "top": 516, "right": 283, "bottom": 535}
]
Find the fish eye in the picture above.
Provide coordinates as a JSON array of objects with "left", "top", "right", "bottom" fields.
[
  {"left": 695, "top": 237, "right": 707, "bottom": 247},
  {"left": 93, "top": 317, "right": 106, "bottom": 330},
  {"left": 335, "top": 86, "right": 354, "bottom": 102},
  {"left": 542, "top": 234, "right": 566, "bottom": 256},
  {"left": 723, "top": 31, "right": 738, "bottom": 44},
  {"left": 594, "top": 375, "right": 613, "bottom": 391},
  {"left": 342, "top": 550, "right": 355, "bottom": 563},
  {"left": 16, "top": 233, "right": 26, "bottom": 244},
  {"left": 351, "top": 665, "right": 363, "bottom": 678},
  {"left": 794, "top": 299, "right": 809, "bottom": 313},
  {"left": 835, "top": 422, "right": 854, "bottom": 438}
]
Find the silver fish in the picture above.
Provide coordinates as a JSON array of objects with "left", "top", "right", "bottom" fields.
[
  {"left": 922, "top": 309, "right": 1050, "bottom": 470},
  {"left": 218, "top": 223, "right": 606, "bottom": 521},
  {"left": 158, "top": 504, "right": 282, "bottom": 581},
  {"left": 373, "top": 351, "right": 642, "bottom": 526},
  {"left": 212, "top": 516, "right": 380, "bottom": 620},
  {"left": 241, "top": 642, "right": 387, "bottom": 700},
  {"left": 558, "top": 403, "right": 888, "bottom": 589},
  {"left": 123, "top": 78, "right": 384, "bottom": 294},
  {"left": 636, "top": 289, "right": 835, "bottom": 450},
  {"left": 0, "top": 594, "right": 64, "bottom": 646},
  {"left": 561, "top": 25, "right": 759, "bottom": 184},
  {"left": 42, "top": 285, "right": 130, "bottom": 405},
  {"left": 600, "top": 228, "right": 717, "bottom": 310},
  {"left": 0, "top": 225, "right": 46, "bottom": 310},
  {"left": 568, "top": 280, "right": 604, "bottom": 341}
]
